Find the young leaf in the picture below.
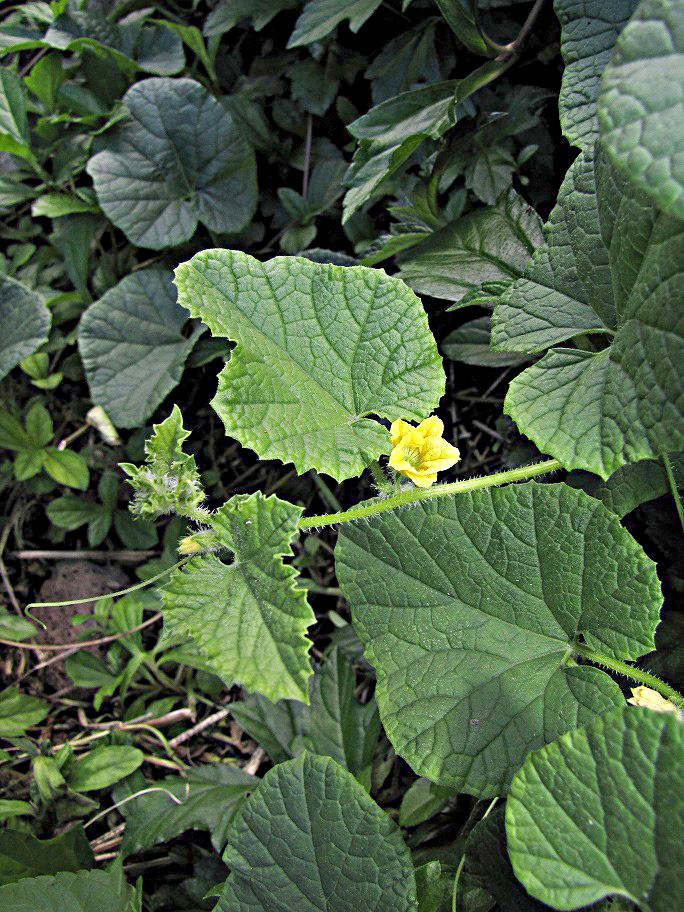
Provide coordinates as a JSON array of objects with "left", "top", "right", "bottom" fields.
[
  {"left": 598, "top": 0, "right": 684, "bottom": 221},
  {"left": 554, "top": 0, "right": 638, "bottom": 150},
  {"left": 219, "top": 753, "right": 417, "bottom": 912},
  {"left": 0, "top": 67, "right": 30, "bottom": 157},
  {"left": 492, "top": 145, "right": 684, "bottom": 478},
  {"left": 0, "top": 826, "right": 93, "bottom": 886},
  {"left": 397, "top": 190, "right": 543, "bottom": 304},
  {"left": 0, "top": 869, "right": 135, "bottom": 912},
  {"left": 506, "top": 705, "right": 684, "bottom": 911},
  {"left": 79, "top": 268, "right": 200, "bottom": 428},
  {"left": 174, "top": 250, "right": 444, "bottom": 480},
  {"left": 40, "top": 448, "right": 89, "bottom": 490},
  {"left": 336, "top": 483, "right": 660, "bottom": 796},
  {"left": 120, "top": 765, "right": 254, "bottom": 856},
  {"left": 161, "top": 492, "right": 315, "bottom": 703},
  {"left": 87, "top": 77, "right": 257, "bottom": 249},
  {"left": 287, "top": 0, "right": 383, "bottom": 47},
  {"left": 120, "top": 405, "right": 205, "bottom": 519},
  {"left": 0, "top": 275, "right": 51, "bottom": 382}
]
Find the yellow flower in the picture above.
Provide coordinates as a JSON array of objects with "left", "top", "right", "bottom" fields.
[
  {"left": 628, "top": 686, "right": 683, "bottom": 719},
  {"left": 388, "top": 416, "right": 460, "bottom": 488}
]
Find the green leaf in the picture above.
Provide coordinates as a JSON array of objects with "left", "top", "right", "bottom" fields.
[
  {"left": 0, "top": 688, "right": 49, "bottom": 736},
  {"left": 47, "top": 495, "right": 105, "bottom": 530},
  {"left": 67, "top": 745, "right": 144, "bottom": 792},
  {"left": 120, "top": 405, "right": 205, "bottom": 520},
  {"left": 174, "top": 250, "right": 444, "bottom": 480},
  {"left": 25, "top": 402, "right": 52, "bottom": 448},
  {"left": 443, "top": 317, "right": 531, "bottom": 367},
  {"left": 0, "top": 67, "right": 29, "bottom": 149},
  {"left": 287, "top": 0, "right": 383, "bottom": 47},
  {"left": 0, "top": 801, "right": 33, "bottom": 822},
  {"left": 0, "top": 826, "right": 93, "bottom": 886},
  {"left": 434, "top": 0, "right": 488, "bottom": 55},
  {"left": 0, "top": 275, "right": 51, "bottom": 382},
  {"left": 343, "top": 81, "right": 459, "bottom": 223},
  {"left": 506, "top": 705, "right": 684, "bottom": 911},
  {"left": 567, "top": 453, "right": 684, "bottom": 517},
  {"left": 113, "top": 512, "right": 157, "bottom": 549},
  {"left": 308, "top": 646, "right": 381, "bottom": 781},
  {"left": 415, "top": 861, "right": 449, "bottom": 912},
  {"left": 204, "top": 0, "right": 299, "bottom": 35},
  {"left": 120, "top": 765, "right": 254, "bottom": 856},
  {"left": 0, "top": 869, "right": 135, "bottom": 912},
  {"left": 87, "top": 77, "right": 257, "bottom": 249},
  {"left": 397, "top": 191, "right": 543, "bottom": 304},
  {"left": 598, "top": 0, "right": 684, "bottom": 220},
  {"left": 457, "top": 808, "right": 544, "bottom": 912},
  {"left": 161, "top": 492, "right": 315, "bottom": 703},
  {"left": 493, "top": 146, "right": 684, "bottom": 478},
  {"left": 78, "top": 268, "right": 199, "bottom": 428},
  {"left": 219, "top": 753, "right": 417, "bottom": 912},
  {"left": 40, "top": 447, "right": 90, "bottom": 490},
  {"left": 32, "top": 193, "right": 99, "bottom": 218},
  {"left": 229, "top": 693, "right": 307, "bottom": 764},
  {"left": 336, "top": 483, "right": 660, "bottom": 796},
  {"left": 399, "top": 778, "right": 450, "bottom": 827},
  {"left": 0, "top": 610, "right": 36, "bottom": 643},
  {"left": 554, "top": 0, "right": 638, "bottom": 150},
  {"left": 0, "top": 409, "right": 31, "bottom": 451}
]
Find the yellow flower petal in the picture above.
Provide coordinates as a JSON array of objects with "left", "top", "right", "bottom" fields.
[
  {"left": 387, "top": 415, "right": 460, "bottom": 487},
  {"left": 628, "top": 686, "right": 681, "bottom": 716}
]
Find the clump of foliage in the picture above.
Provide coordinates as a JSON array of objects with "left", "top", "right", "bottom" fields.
[{"left": 0, "top": 1, "right": 683, "bottom": 911}]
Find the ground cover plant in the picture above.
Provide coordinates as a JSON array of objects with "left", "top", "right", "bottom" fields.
[{"left": 0, "top": 0, "right": 683, "bottom": 910}]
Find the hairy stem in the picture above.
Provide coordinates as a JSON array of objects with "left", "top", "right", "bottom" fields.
[
  {"left": 298, "top": 458, "right": 562, "bottom": 529},
  {"left": 663, "top": 453, "right": 684, "bottom": 534},
  {"left": 573, "top": 643, "right": 684, "bottom": 710}
]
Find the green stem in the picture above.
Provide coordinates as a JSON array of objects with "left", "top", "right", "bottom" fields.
[
  {"left": 298, "top": 458, "right": 562, "bottom": 529},
  {"left": 573, "top": 643, "right": 684, "bottom": 710},
  {"left": 663, "top": 453, "right": 684, "bottom": 535}
]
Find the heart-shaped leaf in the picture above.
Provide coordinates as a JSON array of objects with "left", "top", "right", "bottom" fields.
[
  {"left": 87, "top": 78, "right": 257, "bottom": 249},
  {"left": 336, "top": 482, "right": 660, "bottom": 796},
  {"left": 174, "top": 250, "right": 445, "bottom": 480}
]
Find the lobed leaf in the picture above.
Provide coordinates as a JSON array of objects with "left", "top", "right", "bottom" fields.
[{"left": 161, "top": 492, "right": 315, "bottom": 703}]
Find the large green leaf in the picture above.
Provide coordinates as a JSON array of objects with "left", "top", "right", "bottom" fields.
[
  {"left": 0, "top": 868, "right": 135, "bottom": 912},
  {"left": 174, "top": 250, "right": 444, "bottom": 481},
  {"left": 161, "top": 492, "right": 315, "bottom": 703},
  {"left": 0, "top": 827, "right": 93, "bottom": 886},
  {"left": 287, "top": 0, "right": 383, "bottom": 47},
  {"left": 87, "top": 78, "right": 257, "bottom": 249},
  {"left": 598, "top": 0, "right": 684, "bottom": 221},
  {"left": 120, "top": 765, "right": 254, "bottom": 856},
  {"left": 397, "top": 190, "right": 543, "bottom": 304},
  {"left": 554, "top": 0, "right": 638, "bottom": 150},
  {"left": 506, "top": 705, "right": 684, "bottom": 911},
  {"left": 219, "top": 752, "right": 417, "bottom": 912},
  {"left": 492, "top": 146, "right": 684, "bottom": 478},
  {"left": 336, "top": 483, "right": 660, "bottom": 796},
  {"left": 78, "top": 268, "right": 200, "bottom": 428},
  {"left": 0, "top": 275, "right": 51, "bottom": 381}
]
